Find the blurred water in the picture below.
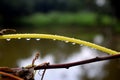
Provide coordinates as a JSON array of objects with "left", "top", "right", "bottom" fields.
[
  {"left": 17, "top": 34, "right": 108, "bottom": 80},
  {"left": 0, "top": 27, "right": 119, "bottom": 80}
]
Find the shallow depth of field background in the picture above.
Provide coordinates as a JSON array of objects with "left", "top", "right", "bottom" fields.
[{"left": 0, "top": 0, "right": 120, "bottom": 80}]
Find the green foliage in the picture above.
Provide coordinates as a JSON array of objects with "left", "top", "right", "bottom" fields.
[
  {"left": 0, "top": 0, "right": 114, "bottom": 27},
  {"left": 20, "top": 12, "right": 113, "bottom": 27},
  {"left": 101, "top": 16, "right": 113, "bottom": 25}
]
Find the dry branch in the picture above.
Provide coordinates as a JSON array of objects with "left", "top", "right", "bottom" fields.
[
  {"left": 0, "top": 53, "right": 120, "bottom": 80},
  {"left": 34, "top": 54, "right": 120, "bottom": 70},
  {"left": 0, "top": 29, "right": 16, "bottom": 35},
  {"left": 0, "top": 71, "right": 23, "bottom": 80}
]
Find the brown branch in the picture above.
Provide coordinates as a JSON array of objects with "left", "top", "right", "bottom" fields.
[
  {"left": 0, "top": 71, "right": 23, "bottom": 80},
  {"left": 0, "top": 67, "right": 14, "bottom": 73},
  {"left": 32, "top": 52, "right": 40, "bottom": 67},
  {"left": 34, "top": 54, "right": 120, "bottom": 70},
  {"left": 41, "top": 69, "right": 46, "bottom": 80},
  {"left": 0, "top": 53, "right": 120, "bottom": 80},
  {"left": 0, "top": 29, "right": 16, "bottom": 35}
]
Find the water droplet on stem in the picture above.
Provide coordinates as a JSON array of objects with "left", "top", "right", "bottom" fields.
[
  {"left": 6, "top": 38, "right": 11, "bottom": 41},
  {"left": 26, "top": 38, "right": 31, "bottom": 40},
  {"left": 91, "top": 47, "right": 96, "bottom": 50},
  {"left": 53, "top": 39, "right": 56, "bottom": 41},
  {"left": 80, "top": 44, "right": 83, "bottom": 46},
  {"left": 65, "top": 41, "right": 69, "bottom": 43},
  {"left": 18, "top": 37, "right": 21, "bottom": 39},
  {"left": 72, "top": 43, "right": 76, "bottom": 45},
  {"left": 36, "top": 38, "right": 40, "bottom": 41}
]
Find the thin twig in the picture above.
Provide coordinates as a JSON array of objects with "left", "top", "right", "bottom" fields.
[
  {"left": 0, "top": 53, "right": 120, "bottom": 80},
  {"left": 32, "top": 52, "right": 40, "bottom": 67},
  {"left": 34, "top": 54, "right": 120, "bottom": 70},
  {"left": 41, "top": 69, "right": 46, "bottom": 80},
  {"left": 0, "top": 71, "right": 23, "bottom": 80},
  {"left": 0, "top": 29, "right": 16, "bottom": 35},
  {"left": 40, "top": 63, "right": 49, "bottom": 80},
  {"left": 0, "top": 67, "right": 14, "bottom": 73}
]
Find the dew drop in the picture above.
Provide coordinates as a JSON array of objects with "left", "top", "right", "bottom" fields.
[
  {"left": 26, "top": 38, "right": 31, "bottom": 41},
  {"left": 72, "top": 43, "right": 76, "bottom": 45},
  {"left": 36, "top": 38, "right": 40, "bottom": 41},
  {"left": 65, "top": 41, "right": 69, "bottom": 43},
  {"left": 18, "top": 37, "right": 21, "bottom": 39},
  {"left": 53, "top": 39, "right": 56, "bottom": 41},
  {"left": 91, "top": 47, "right": 96, "bottom": 50},
  {"left": 6, "top": 38, "right": 11, "bottom": 41},
  {"left": 80, "top": 44, "right": 83, "bottom": 46}
]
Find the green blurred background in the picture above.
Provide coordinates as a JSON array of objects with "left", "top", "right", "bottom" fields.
[{"left": 0, "top": 0, "right": 120, "bottom": 80}]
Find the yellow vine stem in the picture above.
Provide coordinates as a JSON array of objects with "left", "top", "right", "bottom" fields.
[{"left": 0, "top": 34, "right": 119, "bottom": 55}]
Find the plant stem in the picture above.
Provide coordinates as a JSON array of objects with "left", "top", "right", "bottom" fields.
[{"left": 0, "top": 34, "right": 118, "bottom": 55}]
